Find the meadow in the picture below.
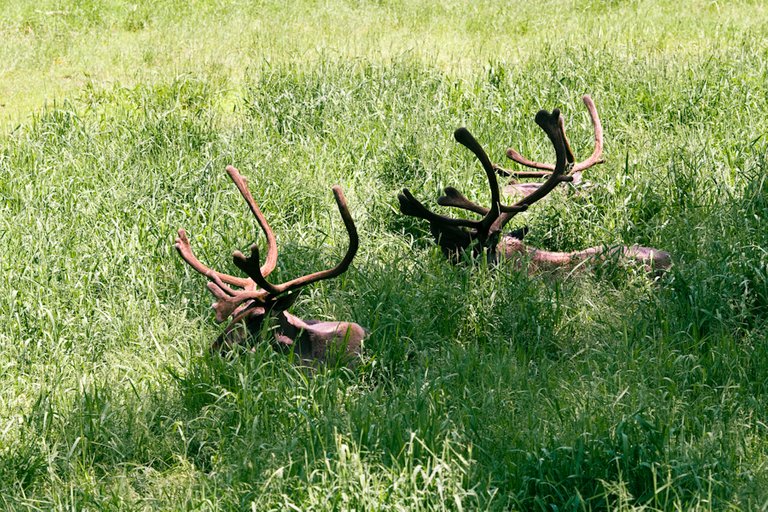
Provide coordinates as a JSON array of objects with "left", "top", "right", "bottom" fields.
[{"left": 2, "top": 0, "right": 768, "bottom": 509}]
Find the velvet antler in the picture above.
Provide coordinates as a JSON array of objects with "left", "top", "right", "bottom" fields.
[
  {"left": 176, "top": 166, "right": 365, "bottom": 364},
  {"left": 398, "top": 97, "right": 671, "bottom": 274},
  {"left": 497, "top": 95, "right": 604, "bottom": 195}
]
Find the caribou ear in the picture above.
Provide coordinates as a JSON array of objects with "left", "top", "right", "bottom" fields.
[{"left": 507, "top": 226, "right": 529, "bottom": 240}]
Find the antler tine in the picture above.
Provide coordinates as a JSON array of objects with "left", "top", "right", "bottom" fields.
[
  {"left": 175, "top": 229, "right": 254, "bottom": 289},
  {"left": 399, "top": 188, "right": 486, "bottom": 230},
  {"left": 571, "top": 94, "right": 604, "bottom": 173},
  {"left": 491, "top": 109, "right": 574, "bottom": 236},
  {"left": 453, "top": 128, "right": 503, "bottom": 235},
  {"left": 437, "top": 187, "right": 490, "bottom": 215},
  {"left": 503, "top": 95, "right": 603, "bottom": 176},
  {"left": 225, "top": 165, "right": 279, "bottom": 278},
  {"left": 407, "top": 128, "right": 530, "bottom": 237},
  {"left": 236, "top": 186, "right": 360, "bottom": 297}
]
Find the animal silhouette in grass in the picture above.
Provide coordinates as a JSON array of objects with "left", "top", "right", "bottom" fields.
[{"left": 398, "top": 96, "right": 671, "bottom": 273}]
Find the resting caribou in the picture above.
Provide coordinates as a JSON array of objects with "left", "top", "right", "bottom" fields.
[
  {"left": 176, "top": 165, "right": 365, "bottom": 364},
  {"left": 398, "top": 96, "right": 671, "bottom": 274}
]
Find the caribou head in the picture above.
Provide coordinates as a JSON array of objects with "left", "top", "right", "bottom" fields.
[{"left": 176, "top": 165, "right": 365, "bottom": 365}]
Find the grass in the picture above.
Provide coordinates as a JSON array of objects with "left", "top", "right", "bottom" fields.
[{"left": 2, "top": 0, "right": 768, "bottom": 510}]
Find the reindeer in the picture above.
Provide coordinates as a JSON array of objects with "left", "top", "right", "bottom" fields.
[
  {"left": 176, "top": 165, "right": 365, "bottom": 365},
  {"left": 398, "top": 96, "right": 671, "bottom": 274}
]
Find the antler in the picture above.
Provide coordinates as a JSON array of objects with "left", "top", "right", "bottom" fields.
[
  {"left": 498, "top": 95, "right": 603, "bottom": 189},
  {"left": 177, "top": 166, "right": 359, "bottom": 325},
  {"left": 225, "top": 165, "right": 278, "bottom": 277},
  {"left": 398, "top": 108, "right": 573, "bottom": 258},
  {"left": 490, "top": 108, "right": 575, "bottom": 237},
  {"left": 231, "top": 185, "right": 359, "bottom": 296},
  {"left": 175, "top": 165, "right": 278, "bottom": 292},
  {"left": 175, "top": 229, "right": 254, "bottom": 290}
]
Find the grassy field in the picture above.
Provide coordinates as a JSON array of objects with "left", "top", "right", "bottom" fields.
[{"left": 2, "top": 0, "right": 768, "bottom": 510}]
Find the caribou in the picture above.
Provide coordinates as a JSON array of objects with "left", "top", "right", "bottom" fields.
[
  {"left": 176, "top": 165, "right": 365, "bottom": 365},
  {"left": 398, "top": 96, "right": 671, "bottom": 274}
]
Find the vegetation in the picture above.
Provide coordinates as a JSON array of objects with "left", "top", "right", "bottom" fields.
[{"left": 1, "top": 0, "right": 768, "bottom": 509}]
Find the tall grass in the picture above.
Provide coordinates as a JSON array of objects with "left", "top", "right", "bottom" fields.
[{"left": 2, "top": 1, "right": 768, "bottom": 510}]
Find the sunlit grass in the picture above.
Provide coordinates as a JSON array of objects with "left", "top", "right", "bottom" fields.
[{"left": 2, "top": 0, "right": 768, "bottom": 127}]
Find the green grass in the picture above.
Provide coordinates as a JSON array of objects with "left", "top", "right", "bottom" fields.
[{"left": 2, "top": 0, "right": 768, "bottom": 510}]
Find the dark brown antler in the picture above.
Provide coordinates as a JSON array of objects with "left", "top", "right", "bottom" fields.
[
  {"left": 176, "top": 165, "right": 364, "bottom": 364},
  {"left": 498, "top": 95, "right": 604, "bottom": 194},
  {"left": 398, "top": 99, "right": 671, "bottom": 274},
  {"left": 398, "top": 108, "right": 573, "bottom": 260}
]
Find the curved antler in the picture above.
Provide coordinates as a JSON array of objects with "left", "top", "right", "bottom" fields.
[
  {"left": 503, "top": 95, "right": 603, "bottom": 179},
  {"left": 451, "top": 128, "right": 530, "bottom": 217},
  {"left": 175, "top": 229, "right": 254, "bottom": 289},
  {"left": 398, "top": 127, "right": 530, "bottom": 255},
  {"left": 490, "top": 109, "right": 574, "bottom": 236},
  {"left": 453, "top": 128, "right": 502, "bottom": 235},
  {"left": 233, "top": 186, "right": 359, "bottom": 296},
  {"left": 225, "top": 165, "right": 278, "bottom": 277},
  {"left": 397, "top": 129, "right": 502, "bottom": 234},
  {"left": 175, "top": 166, "right": 280, "bottom": 291}
]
